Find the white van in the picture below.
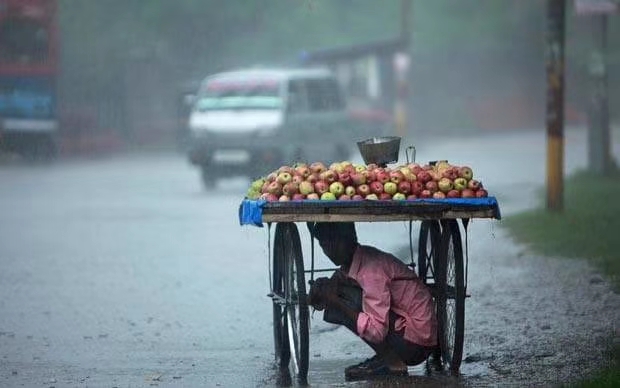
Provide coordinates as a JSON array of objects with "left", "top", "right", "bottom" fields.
[{"left": 186, "top": 67, "right": 372, "bottom": 187}]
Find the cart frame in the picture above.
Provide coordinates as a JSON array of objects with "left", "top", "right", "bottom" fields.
[{"left": 241, "top": 198, "right": 500, "bottom": 383}]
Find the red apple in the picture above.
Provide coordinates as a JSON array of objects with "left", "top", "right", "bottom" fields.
[
  {"left": 420, "top": 189, "right": 432, "bottom": 198},
  {"left": 338, "top": 194, "right": 352, "bottom": 201},
  {"left": 320, "top": 169, "right": 338, "bottom": 184},
  {"left": 398, "top": 181, "right": 411, "bottom": 195},
  {"left": 447, "top": 189, "right": 461, "bottom": 198},
  {"left": 425, "top": 181, "right": 439, "bottom": 193},
  {"left": 261, "top": 193, "right": 279, "bottom": 202},
  {"left": 306, "top": 173, "right": 319, "bottom": 184},
  {"left": 306, "top": 193, "right": 320, "bottom": 200},
  {"left": 370, "top": 181, "right": 384, "bottom": 195},
  {"left": 475, "top": 189, "right": 488, "bottom": 198},
  {"left": 309, "top": 162, "right": 327, "bottom": 174},
  {"left": 357, "top": 184, "right": 370, "bottom": 196},
  {"left": 416, "top": 170, "right": 432, "bottom": 184},
  {"left": 295, "top": 165, "right": 311, "bottom": 179},
  {"left": 352, "top": 194, "right": 364, "bottom": 201},
  {"left": 282, "top": 182, "right": 299, "bottom": 196},
  {"left": 338, "top": 172, "right": 353, "bottom": 187},
  {"left": 432, "top": 191, "right": 446, "bottom": 199},
  {"left": 314, "top": 180, "right": 329, "bottom": 195},
  {"left": 411, "top": 181, "right": 424, "bottom": 195},
  {"left": 350, "top": 172, "right": 367, "bottom": 186},
  {"left": 291, "top": 193, "right": 305, "bottom": 201},
  {"left": 266, "top": 181, "right": 283, "bottom": 196},
  {"left": 379, "top": 192, "right": 392, "bottom": 200},
  {"left": 461, "top": 188, "right": 475, "bottom": 198},
  {"left": 375, "top": 170, "right": 390, "bottom": 184},
  {"left": 291, "top": 174, "right": 304, "bottom": 185},
  {"left": 467, "top": 179, "right": 482, "bottom": 191}
]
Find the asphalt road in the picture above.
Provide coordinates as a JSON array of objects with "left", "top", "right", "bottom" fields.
[{"left": 1, "top": 128, "right": 619, "bottom": 387}]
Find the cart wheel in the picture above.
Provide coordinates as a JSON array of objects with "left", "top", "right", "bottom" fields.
[
  {"left": 274, "top": 223, "right": 309, "bottom": 382},
  {"left": 435, "top": 220, "right": 465, "bottom": 375},
  {"left": 272, "top": 226, "right": 290, "bottom": 368},
  {"left": 417, "top": 220, "right": 441, "bottom": 284}
]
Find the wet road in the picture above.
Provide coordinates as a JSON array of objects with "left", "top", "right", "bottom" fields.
[{"left": 1, "top": 128, "right": 619, "bottom": 387}]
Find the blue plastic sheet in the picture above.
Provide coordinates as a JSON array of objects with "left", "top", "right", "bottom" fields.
[{"left": 239, "top": 197, "right": 500, "bottom": 227}]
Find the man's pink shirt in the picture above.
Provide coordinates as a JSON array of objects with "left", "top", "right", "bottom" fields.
[{"left": 346, "top": 244, "right": 437, "bottom": 347}]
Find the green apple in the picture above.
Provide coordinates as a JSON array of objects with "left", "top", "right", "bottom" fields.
[
  {"left": 383, "top": 181, "right": 398, "bottom": 195},
  {"left": 320, "top": 192, "right": 337, "bottom": 200},
  {"left": 392, "top": 192, "right": 406, "bottom": 200}
]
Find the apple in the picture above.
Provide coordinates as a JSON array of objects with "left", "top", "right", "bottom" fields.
[
  {"left": 292, "top": 193, "right": 305, "bottom": 201},
  {"left": 261, "top": 193, "right": 279, "bottom": 202},
  {"left": 433, "top": 191, "right": 446, "bottom": 199},
  {"left": 310, "top": 162, "right": 327, "bottom": 174},
  {"left": 299, "top": 181, "right": 314, "bottom": 195},
  {"left": 366, "top": 169, "right": 377, "bottom": 182},
  {"left": 295, "top": 165, "right": 311, "bottom": 179},
  {"left": 467, "top": 179, "right": 482, "bottom": 191},
  {"left": 277, "top": 165, "right": 294, "bottom": 174},
  {"left": 393, "top": 192, "right": 406, "bottom": 200},
  {"left": 352, "top": 194, "right": 364, "bottom": 201},
  {"left": 266, "top": 172, "right": 278, "bottom": 182},
  {"left": 416, "top": 170, "right": 432, "bottom": 184},
  {"left": 429, "top": 170, "right": 441, "bottom": 182},
  {"left": 279, "top": 194, "right": 290, "bottom": 201},
  {"left": 321, "top": 192, "right": 337, "bottom": 200},
  {"left": 438, "top": 178, "right": 454, "bottom": 193},
  {"left": 354, "top": 164, "right": 367, "bottom": 173},
  {"left": 383, "top": 181, "right": 398, "bottom": 195},
  {"left": 420, "top": 189, "right": 432, "bottom": 198},
  {"left": 320, "top": 169, "right": 338, "bottom": 184},
  {"left": 398, "top": 181, "right": 411, "bottom": 195},
  {"left": 350, "top": 172, "right": 367, "bottom": 186},
  {"left": 250, "top": 178, "right": 265, "bottom": 192},
  {"left": 306, "top": 193, "right": 320, "bottom": 200},
  {"left": 330, "top": 162, "right": 344, "bottom": 174},
  {"left": 314, "top": 180, "right": 329, "bottom": 195},
  {"left": 338, "top": 194, "right": 352, "bottom": 201},
  {"left": 282, "top": 182, "right": 299, "bottom": 196},
  {"left": 276, "top": 172, "right": 292, "bottom": 184},
  {"left": 379, "top": 192, "right": 392, "bottom": 200},
  {"left": 453, "top": 177, "right": 468, "bottom": 191},
  {"left": 345, "top": 186, "right": 357, "bottom": 197},
  {"left": 357, "top": 184, "right": 370, "bottom": 196},
  {"left": 291, "top": 174, "right": 304, "bottom": 185},
  {"left": 389, "top": 170, "right": 405, "bottom": 184},
  {"left": 411, "top": 181, "right": 424, "bottom": 195},
  {"left": 425, "top": 181, "right": 439, "bottom": 193},
  {"left": 406, "top": 194, "right": 418, "bottom": 200},
  {"left": 261, "top": 180, "right": 270, "bottom": 194},
  {"left": 338, "top": 172, "right": 353, "bottom": 187},
  {"left": 447, "top": 189, "right": 461, "bottom": 198},
  {"left": 370, "top": 181, "right": 384, "bottom": 195},
  {"left": 365, "top": 193, "right": 379, "bottom": 201},
  {"left": 329, "top": 181, "right": 345, "bottom": 197},
  {"left": 306, "top": 173, "right": 319, "bottom": 184},
  {"left": 266, "top": 181, "right": 283, "bottom": 196},
  {"left": 458, "top": 166, "right": 474, "bottom": 180},
  {"left": 375, "top": 169, "right": 390, "bottom": 184},
  {"left": 408, "top": 163, "right": 422, "bottom": 174},
  {"left": 475, "top": 189, "right": 489, "bottom": 198},
  {"left": 400, "top": 167, "right": 417, "bottom": 182},
  {"left": 461, "top": 188, "right": 475, "bottom": 198}
]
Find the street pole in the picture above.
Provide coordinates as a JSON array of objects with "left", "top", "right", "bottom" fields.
[
  {"left": 545, "top": 0, "right": 566, "bottom": 212},
  {"left": 394, "top": 0, "right": 411, "bottom": 139},
  {"left": 587, "top": 14, "right": 612, "bottom": 175}
]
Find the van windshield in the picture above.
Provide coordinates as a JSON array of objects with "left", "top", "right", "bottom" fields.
[{"left": 195, "top": 78, "right": 282, "bottom": 111}]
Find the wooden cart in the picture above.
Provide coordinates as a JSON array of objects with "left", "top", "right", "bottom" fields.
[{"left": 239, "top": 197, "right": 501, "bottom": 383}]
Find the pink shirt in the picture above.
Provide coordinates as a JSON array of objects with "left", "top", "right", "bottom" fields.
[{"left": 346, "top": 244, "right": 437, "bottom": 347}]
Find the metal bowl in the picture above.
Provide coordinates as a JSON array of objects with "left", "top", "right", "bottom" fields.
[{"left": 357, "top": 136, "right": 401, "bottom": 166}]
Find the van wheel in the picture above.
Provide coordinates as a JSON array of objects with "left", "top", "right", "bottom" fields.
[{"left": 200, "top": 165, "right": 217, "bottom": 189}]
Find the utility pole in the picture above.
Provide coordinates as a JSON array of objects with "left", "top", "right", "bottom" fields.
[
  {"left": 545, "top": 0, "right": 566, "bottom": 212},
  {"left": 394, "top": 0, "right": 411, "bottom": 139}
]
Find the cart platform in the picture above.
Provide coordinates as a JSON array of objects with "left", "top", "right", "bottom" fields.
[{"left": 239, "top": 197, "right": 501, "bottom": 226}]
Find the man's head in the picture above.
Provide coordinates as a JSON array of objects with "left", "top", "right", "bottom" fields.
[{"left": 308, "top": 222, "right": 358, "bottom": 267}]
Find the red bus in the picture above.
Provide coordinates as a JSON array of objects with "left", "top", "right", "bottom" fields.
[{"left": 0, "top": 0, "right": 59, "bottom": 159}]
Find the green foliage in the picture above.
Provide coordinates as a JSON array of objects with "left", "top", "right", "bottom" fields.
[{"left": 503, "top": 170, "right": 620, "bottom": 290}]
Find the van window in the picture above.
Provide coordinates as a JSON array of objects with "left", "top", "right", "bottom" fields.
[
  {"left": 195, "top": 78, "right": 282, "bottom": 111},
  {"left": 286, "top": 80, "right": 308, "bottom": 114},
  {"left": 304, "top": 78, "right": 345, "bottom": 112}
]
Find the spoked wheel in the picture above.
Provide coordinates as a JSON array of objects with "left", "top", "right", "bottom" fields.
[
  {"left": 435, "top": 219, "right": 466, "bottom": 374},
  {"left": 272, "top": 226, "right": 290, "bottom": 368},
  {"left": 417, "top": 220, "right": 441, "bottom": 283},
  {"left": 273, "top": 223, "right": 309, "bottom": 382}
]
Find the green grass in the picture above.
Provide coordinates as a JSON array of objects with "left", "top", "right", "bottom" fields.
[
  {"left": 502, "top": 170, "right": 620, "bottom": 290},
  {"left": 502, "top": 170, "right": 620, "bottom": 387}
]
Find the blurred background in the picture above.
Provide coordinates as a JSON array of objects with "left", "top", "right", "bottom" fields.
[{"left": 1, "top": 0, "right": 618, "bottom": 158}]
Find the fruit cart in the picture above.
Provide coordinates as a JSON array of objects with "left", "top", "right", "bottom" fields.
[{"left": 238, "top": 137, "right": 501, "bottom": 383}]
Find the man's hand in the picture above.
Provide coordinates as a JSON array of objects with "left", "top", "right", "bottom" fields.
[{"left": 308, "top": 277, "right": 338, "bottom": 310}]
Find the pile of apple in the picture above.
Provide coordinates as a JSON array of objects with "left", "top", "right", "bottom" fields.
[{"left": 245, "top": 160, "right": 489, "bottom": 202}]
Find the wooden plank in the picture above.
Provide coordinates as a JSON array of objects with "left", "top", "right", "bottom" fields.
[{"left": 262, "top": 209, "right": 497, "bottom": 223}]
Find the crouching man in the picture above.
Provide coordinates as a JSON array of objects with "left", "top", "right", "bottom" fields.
[{"left": 307, "top": 222, "right": 437, "bottom": 381}]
